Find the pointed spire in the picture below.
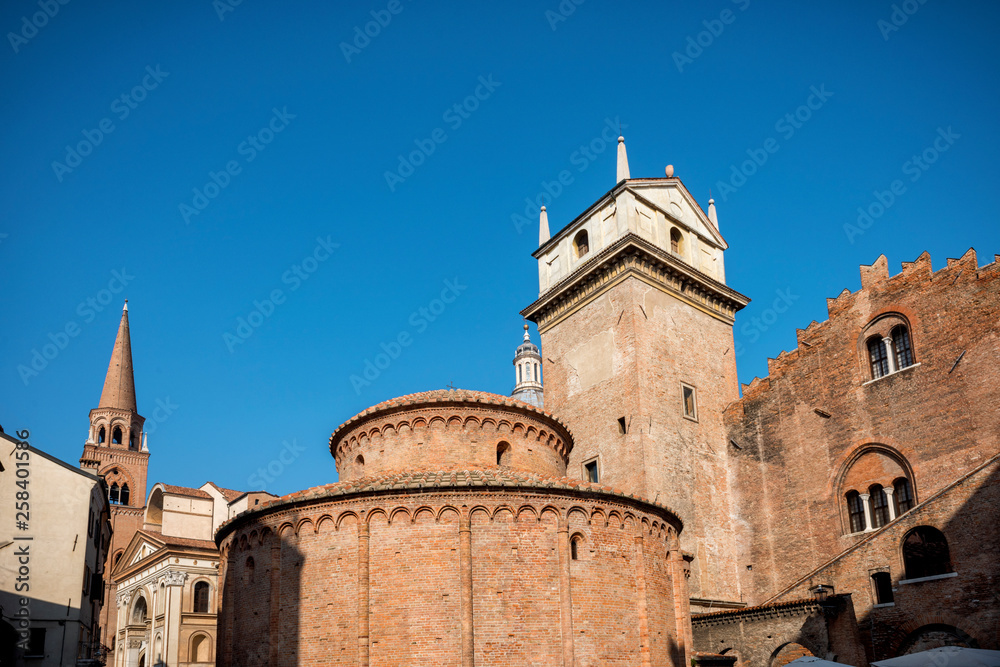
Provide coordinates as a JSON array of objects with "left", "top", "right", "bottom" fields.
[
  {"left": 539, "top": 206, "right": 550, "bottom": 245},
  {"left": 141, "top": 432, "right": 149, "bottom": 453},
  {"left": 99, "top": 302, "right": 137, "bottom": 413},
  {"left": 616, "top": 136, "right": 630, "bottom": 182},
  {"left": 708, "top": 196, "right": 719, "bottom": 229}
]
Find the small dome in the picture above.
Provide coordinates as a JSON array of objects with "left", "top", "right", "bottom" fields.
[{"left": 514, "top": 324, "right": 540, "bottom": 358}]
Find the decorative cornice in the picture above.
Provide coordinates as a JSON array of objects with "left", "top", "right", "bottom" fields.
[
  {"left": 691, "top": 598, "right": 821, "bottom": 626},
  {"left": 522, "top": 232, "right": 749, "bottom": 331},
  {"left": 329, "top": 389, "right": 575, "bottom": 461},
  {"left": 215, "top": 470, "right": 684, "bottom": 545}
]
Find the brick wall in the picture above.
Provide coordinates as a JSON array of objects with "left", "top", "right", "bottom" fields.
[
  {"left": 217, "top": 484, "right": 687, "bottom": 667},
  {"left": 538, "top": 274, "right": 744, "bottom": 604},
  {"left": 770, "top": 454, "right": 1000, "bottom": 660},
  {"left": 725, "top": 251, "right": 1000, "bottom": 604},
  {"left": 329, "top": 392, "right": 573, "bottom": 481}
]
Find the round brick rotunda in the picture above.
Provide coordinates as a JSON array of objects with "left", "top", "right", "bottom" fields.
[{"left": 215, "top": 389, "right": 693, "bottom": 667}]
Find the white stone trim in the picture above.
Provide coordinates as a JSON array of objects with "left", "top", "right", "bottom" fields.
[
  {"left": 863, "top": 362, "right": 921, "bottom": 386},
  {"left": 898, "top": 571, "right": 958, "bottom": 585}
]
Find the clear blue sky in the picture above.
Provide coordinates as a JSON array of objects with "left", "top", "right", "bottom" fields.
[{"left": 3, "top": 1, "right": 998, "bottom": 498}]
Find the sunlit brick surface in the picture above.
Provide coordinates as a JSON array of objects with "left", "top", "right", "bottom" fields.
[{"left": 216, "top": 391, "right": 691, "bottom": 666}]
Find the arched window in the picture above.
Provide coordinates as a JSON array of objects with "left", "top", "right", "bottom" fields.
[
  {"left": 903, "top": 526, "right": 952, "bottom": 579},
  {"left": 846, "top": 491, "right": 866, "bottom": 533},
  {"left": 193, "top": 582, "right": 210, "bottom": 613},
  {"left": 496, "top": 442, "right": 512, "bottom": 467},
  {"left": 892, "top": 325, "right": 914, "bottom": 369},
  {"left": 190, "top": 634, "right": 211, "bottom": 662},
  {"left": 518, "top": 365, "right": 522, "bottom": 382},
  {"left": 98, "top": 426, "right": 106, "bottom": 443},
  {"left": 670, "top": 227, "right": 683, "bottom": 255},
  {"left": 112, "top": 551, "right": 124, "bottom": 569},
  {"left": 112, "top": 427, "right": 123, "bottom": 445},
  {"left": 534, "top": 363, "right": 539, "bottom": 382},
  {"left": 355, "top": 455, "right": 364, "bottom": 476},
  {"left": 128, "top": 432, "right": 135, "bottom": 449},
  {"left": 120, "top": 484, "right": 130, "bottom": 506},
  {"left": 869, "top": 484, "right": 890, "bottom": 528},
  {"left": 573, "top": 230, "right": 589, "bottom": 259},
  {"left": 570, "top": 534, "right": 582, "bottom": 560},
  {"left": 132, "top": 597, "right": 147, "bottom": 624},
  {"left": 894, "top": 477, "right": 914, "bottom": 515},
  {"left": 245, "top": 557, "right": 255, "bottom": 584},
  {"left": 868, "top": 337, "right": 889, "bottom": 379},
  {"left": 109, "top": 483, "right": 121, "bottom": 505}
]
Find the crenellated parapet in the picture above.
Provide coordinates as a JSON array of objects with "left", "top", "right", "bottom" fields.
[{"left": 733, "top": 248, "right": 999, "bottom": 402}]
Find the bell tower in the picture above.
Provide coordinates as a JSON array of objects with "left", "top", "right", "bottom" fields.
[
  {"left": 511, "top": 323, "right": 544, "bottom": 408},
  {"left": 79, "top": 301, "right": 150, "bottom": 644},
  {"left": 521, "top": 139, "right": 750, "bottom": 609}
]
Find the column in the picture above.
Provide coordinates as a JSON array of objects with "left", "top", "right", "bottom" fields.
[
  {"left": 668, "top": 545, "right": 693, "bottom": 667},
  {"left": 633, "top": 533, "right": 652, "bottom": 667},
  {"left": 883, "top": 336, "right": 897, "bottom": 374},
  {"left": 459, "top": 510, "right": 475, "bottom": 667},
  {"left": 860, "top": 493, "right": 873, "bottom": 532},
  {"left": 222, "top": 550, "right": 236, "bottom": 667},
  {"left": 556, "top": 522, "right": 575, "bottom": 667},
  {"left": 358, "top": 521, "right": 370, "bottom": 667},
  {"left": 884, "top": 486, "right": 897, "bottom": 521},
  {"left": 270, "top": 540, "right": 282, "bottom": 666}
]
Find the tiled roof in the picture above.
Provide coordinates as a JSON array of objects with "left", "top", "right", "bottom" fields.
[
  {"left": 329, "top": 388, "right": 574, "bottom": 453},
  {"left": 216, "top": 466, "right": 682, "bottom": 541},
  {"left": 151, "top": 531, "right": 218, "bottom": 551},
  {"left": 692, "top": 598, "right": 818, "bottom": 623},
  {"left": 159, "top": 484, "right": 213, "bottom": 500},
  {"left": 205, "top": 482, "right": 245, "bottom": 502}
]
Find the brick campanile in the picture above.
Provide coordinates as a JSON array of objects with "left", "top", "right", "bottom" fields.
[
  {"left": 522, "top": 142, "right": 750, "bottom": 607},
  {"left": 79, "top": 302, "right": 150, "bottom": 645}
]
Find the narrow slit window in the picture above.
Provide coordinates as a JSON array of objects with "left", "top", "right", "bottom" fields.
[
  {"left": 618, "top": 417, "right": 627, "bottom": 434},
  {"left": 682, "top": 384, "right": 698, "bottom": 421},
  {"left": 573, "top": 230, "right": 590, "bottom": 259},
  {"left": 570, "top": 537, "right": 579, "bottom": 560}
]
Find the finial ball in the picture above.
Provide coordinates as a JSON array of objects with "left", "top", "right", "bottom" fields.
[
  {"left": 618, "top": 136, "right": 625, "bottom": 143},
  {"left": 665, "top": 165, "right": 674, "bottom": 178},
  {"left": 540, "top": 206, "right": 546, "bottom": 212},
  {"left": 524, "top": 324, "right": 529, "bottom": 331}
]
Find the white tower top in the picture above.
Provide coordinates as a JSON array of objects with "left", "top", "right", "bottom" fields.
[{"left": 511, "top": 324, "right": 543, "bottom": 408}]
